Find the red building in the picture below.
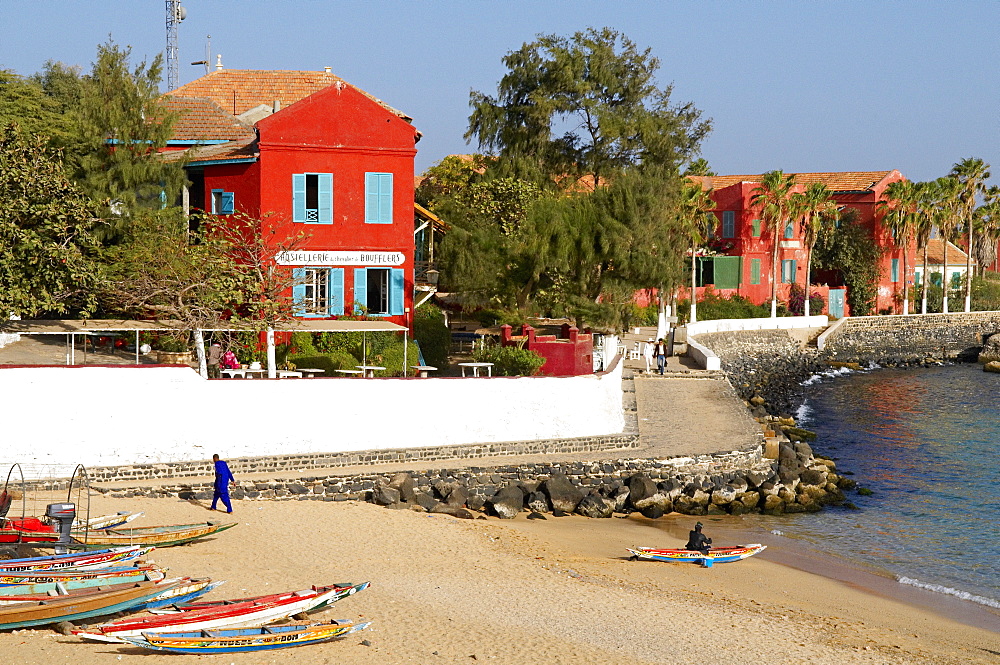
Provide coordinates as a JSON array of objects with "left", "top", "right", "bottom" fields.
[
  {"left": 690, "top": 171, "right": 910, "bottom": 316},
  {"left": 163, "top": 67, "right": 421, "bottom": 329}
]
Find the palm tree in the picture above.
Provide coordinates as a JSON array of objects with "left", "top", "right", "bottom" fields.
[
  {"left": 878, "top": 180, "right": 919, "bottom": 315},
  {"left": 751, "top": 170, "right": 796, "bottom": 317},
  {"left": 951, "top": 158, "right": 991, "bottom": 312},
  {"left": 975, "top": 186, "right": 1000, "bottom": 273},
  {"left": 913, "top": 181, "right": 936, "bottom": 315},
  {"left": 791, "top": 182, "right": 838, "bottom": 317},
  {"left": 679, "top": 181, "right": 717, "bottom": 323},
  {"left": 934, "top": 176, "right": 963, "bottom": 313}
]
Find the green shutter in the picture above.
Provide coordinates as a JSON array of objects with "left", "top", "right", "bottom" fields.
[
  {"left": 318, "top": 173, "right": 333, "bottom": 224},
  {"left": 750, "top": 258, "right": 761, "bottom": 285},
  {"left": 353, "top": 268, "right": 367, "bottom": 314},
  {"left": 292, "top": 174, "right": 306, "bottom": 223},
  {"left": 752, "top": 219, "right": 761, "bottom": 237},
  {"left": 713, "top": 256, "right": 741, "bottom": 289},
  {"left": 891, "top": 259, "right": 899, "bottom": 283}
]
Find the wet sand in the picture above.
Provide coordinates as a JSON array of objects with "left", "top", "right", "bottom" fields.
[{"left": 1, "top": 494, "right": 997, "bottom": 665}]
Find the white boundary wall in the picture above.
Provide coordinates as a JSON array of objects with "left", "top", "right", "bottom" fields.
[
  {"left": 0, "top": 362, "right": 625, "bottom": 468},
  {"left": 686, "top": 314, "right": 828, "bottom": 337}
]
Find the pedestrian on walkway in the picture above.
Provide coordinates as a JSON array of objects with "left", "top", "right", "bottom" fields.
[
  {"left": 206, "top": 342, "right": 222, "bottom": 379},
  {"left": 654, "top": 338, "right": 667, "bottom": 375},
  {"left": 643, "top": 338, "right": 654, "bottom": 373},
  {"left": 210, "top": 454, "right": 235, "bottom": 513}
]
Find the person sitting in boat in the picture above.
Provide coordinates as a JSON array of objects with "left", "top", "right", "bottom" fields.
[{"left": 685, "top": 522, "right": 712, "bottom": 554}]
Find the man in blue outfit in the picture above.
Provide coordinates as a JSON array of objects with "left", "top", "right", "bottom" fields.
[{"left": 210, "top": 454, "right": 235, "bottom": 513}]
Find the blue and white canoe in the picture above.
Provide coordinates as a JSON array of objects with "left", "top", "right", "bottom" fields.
[
  {"left": 627, "top": 544, "right": 766, "bottom": 567},
  {"left": 119, "top": 619, "right": 371, "bottom": 654},
  {"left": 0, "top": 546, "right": 153, "bottom": 573},
  {"left": 134, "top": 578, "right": 224, "bottom": 612}
]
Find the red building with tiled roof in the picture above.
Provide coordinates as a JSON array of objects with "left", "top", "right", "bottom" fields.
[
  {"left": 164, "top": 67, "right": 420, "bottom": 329},
  {"left": 692, "top": 170, "right": 910, "bottom": 316}
]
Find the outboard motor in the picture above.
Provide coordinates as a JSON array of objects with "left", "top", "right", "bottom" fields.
[{"left": 45, "top": 503, "right": 76, "bottom": 554}]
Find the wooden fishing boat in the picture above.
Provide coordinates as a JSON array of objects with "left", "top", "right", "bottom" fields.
[
  {"left": 627, "top": 544, "right": 767, "bottom": 566},
  {"left": 72, "top": 521, "right": 236, "bottom": 550},
  {"left": 74, "top": 512, "right": 144, "bottom": 531},
  {"left": 119, "top": 619, "right": 371, "bottom": 654},
  {"left": 139, "top": 579, "right": 223, "bottom": 612},
  {"left": 0, "top": 563, "right": 163, "bottom": 587},
  {"left": 0, "top": 516, "right": 58, "bottom": 544},
  {"left": 151, "top": 581, "right": 369, "bottom": 614},
  {"left": 0, "top": 566, "right": 164, "bottom": 598},
  {"left": 0, "top": 546, "right": 154, "bottom": 573},
  {"left": 75, "top": 584, "right": 360, "bottom": 643},
  {"left": 0, "top": 578, "right": 180, "bottom": 630}
]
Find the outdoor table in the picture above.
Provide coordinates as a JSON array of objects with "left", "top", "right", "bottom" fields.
[
  {"left": 242, "top": 368, "right": 268, "bottom": 378},
  {"left": 220, "top": 368, "right": 246, "bottom": 378},
  {"left": 276, "top": 370, "right": 302, "bottom": 378},
  {"left": 356, "top": 365, "right": 385, "bottom": 378},
  {"left": 296, "top": 368, "right": 326, "bottom": 378},
  {"left": 335, "top": 369, "right": 364, "bottom": 377},
  {"left": 410, "top": 365, "right": 438, "bottom": 378},
  {"left": 458, "top": 362, "right": 494, "bottom": 377}
]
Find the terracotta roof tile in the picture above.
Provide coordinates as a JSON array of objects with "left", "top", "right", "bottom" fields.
[
  {"left": 170, "top": 69, "right": 410, "bottom": 121},
  {"left": 697, "top": 171, "right": 897, "bottom": 193},
  {"left": 162, "top": 96, "right": 256, "bottom": 142},
  {"left": 924, "top": 238, "right": 969, "bottom": 265},
  {"left": 161, "top": 137, "right": 258, "bottom": 164}
]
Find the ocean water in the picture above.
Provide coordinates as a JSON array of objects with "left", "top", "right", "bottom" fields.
[{"left": 779, "top": 363, "right": 1000, "bottom": 610}]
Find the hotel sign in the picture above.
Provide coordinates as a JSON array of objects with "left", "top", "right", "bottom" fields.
[{"left": 275, "top": 250, "right": 405, "bottom": 266}]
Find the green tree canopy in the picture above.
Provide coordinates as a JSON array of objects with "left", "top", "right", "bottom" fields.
[
  {"left": 467, "top": 27, "right": 711, "bottom": 189},
  {"left": 0, "top": 123, "right": 105, "bottom": 317}
]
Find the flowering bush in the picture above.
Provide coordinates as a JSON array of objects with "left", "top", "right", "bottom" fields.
[{"left": 787, "top": 284, "right": 825, "bottom": 316}]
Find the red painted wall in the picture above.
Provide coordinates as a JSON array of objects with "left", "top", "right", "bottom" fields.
[
  {"left": 501, "top": 324, "right": 594, "bottom": 376},
  {"left": 196, "top": 83, "right": 419, "bottom": 329}
]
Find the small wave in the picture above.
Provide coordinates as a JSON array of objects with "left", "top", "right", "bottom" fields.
[
  {"left": 896, "top": 576, "right": 1000, "bottom": 609},
  {"left": 795, "top": 402, "right": 813, "bottom": 423},
  {"left": 800, "top": 366, "right": 853, "bottom": 387},
  {"left": 770, "top": 529, "right": 784, "bottom": 536}
]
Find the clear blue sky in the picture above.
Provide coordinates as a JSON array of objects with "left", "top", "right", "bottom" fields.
[{"left": 2, "top": 1, "right": 998, "bottom": 185}]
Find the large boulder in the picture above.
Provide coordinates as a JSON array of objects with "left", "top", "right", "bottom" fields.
[
  {"left": 984, "top": 361, "right": 1000, "bottom": 373},
  {"left": 576, "top": 493, "right": 615, "bottom": 518},
  {"left": 611, "top": 485, "right": 631, "bottom": 513},
  {"left": 413, "top": 491, "right": 438, "bottom": 512},
  {"left": 445, "top": 485, "right": 470, "bottom": 507},
  {"left": 430, "top": 503, "right": 474, "bottom": 519},
  {"left": 800, "top": 468, "right": 828, "bottom": 487},
  {"left": 527, "top": 491, "right": 550, "bottom": 514},
  {"left": 762, "top": 493, "right": 785, "bottom": 515},
  {"left": 979, "top": 333, "right": 1000, "bottom": 363},
  {"left": 541, "top": 474, "right": 584, "bottom": 514},
  {"left": 371, "top": 484, "right": 400, "bottom": 507},
  {"left": 627, "top": 475, "right": 658, "bottom": 507},
  {"left": 710, "top": 485, "right": 739, "bottom": 506},
  {"left": 388, "top": 473, "right": 418, "bottom": 504},
  {"left": 489, "top": 484, "right": 525, "bottom": 519}
]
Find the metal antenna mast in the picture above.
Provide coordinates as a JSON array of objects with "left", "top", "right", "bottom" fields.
[{"left": 165, "top": 0, "right": 186, "bottom": 90}]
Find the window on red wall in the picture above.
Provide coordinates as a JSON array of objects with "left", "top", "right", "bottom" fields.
[
  {"left": 293, "top": 173, "right": 333, "bottom": 224},
  {"left": 211, "top": 189, "right": 234, "bottom": 215},
  {"left": 353, "top": 268, "right": 404, "bottom": 315},
  {"left": 365, "top": 173, "right": 393, "bottom": 224}
]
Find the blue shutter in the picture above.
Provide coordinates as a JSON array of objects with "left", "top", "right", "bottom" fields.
[
  {"left": 353, "top": 268, "right": 367, "bottom": 314},
  {"left": 379, "top": 173, "right": 393, "bottom": 223},
  {"left": 221, "top": 191, "right": 235, "bottom": 215},
  {"left": 292, "top": 267, "right": 306, "bottom": 316},
  {"left": 389, "top": 268, "right": 405, "bottom": 315},
  {"left": 366, "top": 173, "right": 393, "bottom": 223},
  {"left": 891, "top": 259, "right": 900, "bottom": 283},
  {"left": 329, "top": 268, "right": 344, "bottom": 315},
  {"left": 292, "top": 174, "right": 306, "bottom": 223},
  {"left": 318, "top": 173, "right": 333, "bottom": 224}
]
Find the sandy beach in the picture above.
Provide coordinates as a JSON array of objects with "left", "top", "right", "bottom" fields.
[{"left": 1, "top": 494, "right": 997, "bottom": 665}]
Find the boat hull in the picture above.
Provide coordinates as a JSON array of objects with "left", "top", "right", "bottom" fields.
[
  {"left": 0, "top": 546, "right": 153, "bottom": 573},
  {"left": 627, "top": 544, "right": 766, "bottom": 565},
  {"left": 0, "top": 564, "right": 162, "bottom": 587},
  {"left": 120, "top": 620, "right": 370, "bottom": 653},
  {"left": 72, "top": 522, "right": 236, "bottom": 550},
  {"left": 0, "top": 579, "right": 178, "bottom": 630}
]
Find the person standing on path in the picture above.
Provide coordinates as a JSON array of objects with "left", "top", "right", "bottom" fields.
[
  {"left": 642, "top": 338, "right": 654, "bottom": 374},
  {"left": 654, "top": 338, "right": 667, "bottom": 375},
  {"left": 210, "top": 454, "right": 235, "bottom": 513},
  {"left": 206, "top": 342, "right": 222, "bottom": 379}
]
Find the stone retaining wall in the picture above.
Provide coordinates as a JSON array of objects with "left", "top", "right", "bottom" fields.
[
  {"left": 87, "top": 433, "right": 641, "bottom": 484},
  {"left": 96, "top": 446, "right": 764, "bottom": 503},
  {"left": 820, "top": 311, "right": 1000, "bottom": 364}
]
